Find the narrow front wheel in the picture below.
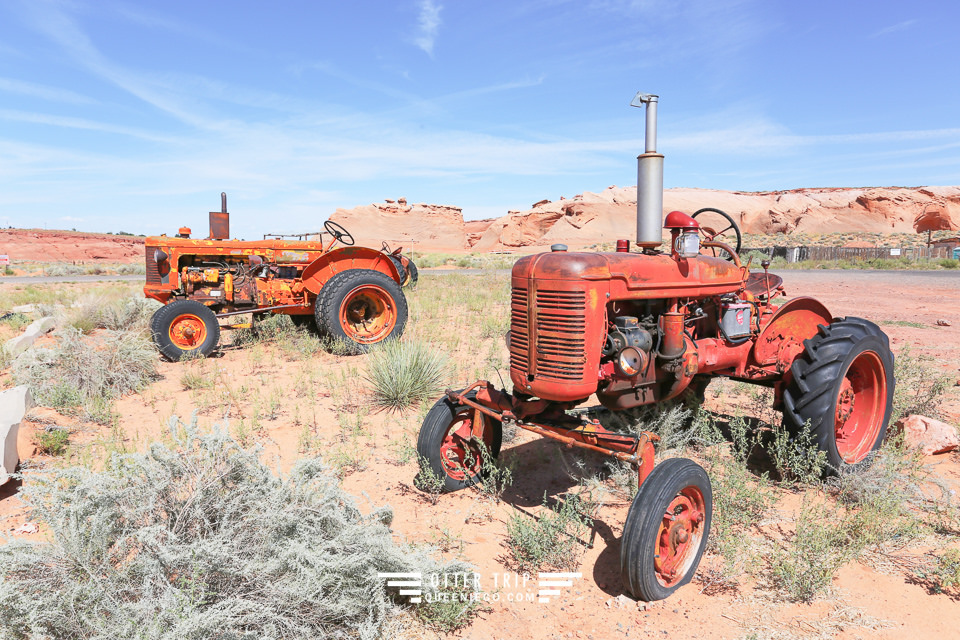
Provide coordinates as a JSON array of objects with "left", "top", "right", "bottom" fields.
[
  {"left": 416, "top": 392, "right": 502, "bottom": 493},
  {"left": 151, "top": 300, "right": 220, "bottom": 361},
  {"left": 621, "top": 458, "right": 712, "bottom": 601}
]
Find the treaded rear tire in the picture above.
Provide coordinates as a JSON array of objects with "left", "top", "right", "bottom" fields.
[
  {"left": 401, "top": 256, "right": 418, "bottom": 288},
  {"left": 314, "top": 268, "right": 407, "bottom": 354},
  {"left": 621, "top": 458, "right": 712, "bottom": 601},
  {"left": 782, "top": 317, "right": 894, "bottom": 473},
  {"left": 388, "top": 256, "right": 407, "bottom": 285}
]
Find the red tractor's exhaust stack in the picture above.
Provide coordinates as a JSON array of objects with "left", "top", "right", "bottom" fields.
[{"left": 632, "top": 92, "right": 665, "bottom": 249}]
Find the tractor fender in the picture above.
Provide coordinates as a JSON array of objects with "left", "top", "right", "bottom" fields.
[
  {"left": 300, "top": 247, "right": 401, "bottom": 295},
  {"left": 753, "top": 296, "right": 833, "bottom": 369}
]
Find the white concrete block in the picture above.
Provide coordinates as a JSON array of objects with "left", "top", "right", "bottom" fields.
[
  {"left": 3, "top": 316, "right": 55, "bottom": 357},
  {"left": 10, "top": 304, "right": 37, "bottom": 314},
  {"left": 0, "top": 385, "right": 33, "bottom": 484}
]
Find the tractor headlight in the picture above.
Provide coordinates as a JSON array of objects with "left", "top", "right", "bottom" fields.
[
  {"left": 677, "top": 231, "right": 700, "bottom": 259},
  {"left": 504, "top": 330, "right": 512, "bottom": 349},
  {"left": 616, "top": 347, "right": 643, "bottom": 376}
]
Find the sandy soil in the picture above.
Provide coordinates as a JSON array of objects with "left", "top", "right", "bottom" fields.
[{"left": 2, "top": 269, "right": 960, "bottom": 640}]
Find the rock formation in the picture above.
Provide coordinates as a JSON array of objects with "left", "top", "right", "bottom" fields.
[
  {"left": 0, "top": 230, "right": 143, "bottom": 262},
  {"left": 329, "top": 199, "right": 468, "bottom": 251},
  {"left": 471, "top": 186, "right": 960, "bottom": 251}
]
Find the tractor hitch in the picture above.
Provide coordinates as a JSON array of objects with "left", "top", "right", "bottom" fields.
[{"left": 444, "top": 381, "right": 659, "bottom": 487}]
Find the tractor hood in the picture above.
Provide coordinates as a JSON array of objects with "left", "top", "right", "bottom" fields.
[{"left": 512, "top": 250, "right": 746, "bottom": 299}]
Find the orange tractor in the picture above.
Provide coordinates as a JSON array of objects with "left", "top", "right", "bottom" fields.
[
  {"left": 416, "top": 93, "right": 895, "bottom": 601},
  {"left": 143, "top": 194, "right": 417, "bottom": 360}
]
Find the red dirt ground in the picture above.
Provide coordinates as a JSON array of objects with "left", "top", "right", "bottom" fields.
[{"left": 2, "top": 269, "right": 959, "bottom": 640}]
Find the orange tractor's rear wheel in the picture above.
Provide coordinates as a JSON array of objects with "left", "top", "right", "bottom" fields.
[
  {"left": 621, "top": 458, "right": 712, "bottom": 601},
  {"left": 314, "top": 268, "right": 408, "bottom": 354},
  {"left": 151, "top": 299, "right": 220, "bottom": 361},
  {"left": 783, "top": 317, "right": 894, "bottom": 473}
]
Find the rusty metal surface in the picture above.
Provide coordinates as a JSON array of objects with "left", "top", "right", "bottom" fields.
[
  {"left": 753, "top": 296, "right": 832, "bottom": 366},
  {"left": 208, "top": 211, "right": 229, "bottom": 240},
  {"left": 300, "top": 246, "right": 401, "bottom": 294}
]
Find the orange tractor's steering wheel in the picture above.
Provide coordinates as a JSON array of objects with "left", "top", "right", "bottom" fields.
[
  {"left": 691, "top": 207, "right": 741, "bottom": 261},
  {"left": 324, "top": 220, "right": 355, "bottom": 246}
]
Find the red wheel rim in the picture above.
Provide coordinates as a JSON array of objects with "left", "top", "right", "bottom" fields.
[
  {"left": 834, "top": 350, "right": 886, "bottom": 464},
  {"left": 168, "top": 313, "right": 207, "bottom": 349},
  {"left": 438, "top": 408, "right": 493, "bottom": 481},
  {"left": 338, "top": 285, "right": 397, "bottom": 343},
  {"left": 654, "top": 487, "right": 706, "bottom": 587}
]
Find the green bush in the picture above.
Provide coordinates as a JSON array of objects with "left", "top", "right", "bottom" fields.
[
  {"left": 365, "top": 339, "right": 448, "bottom": 410},
  {"left": 917, "top": 549, "right": 960, "bottom": 593},
  {"left": 0, "top": 427, "right": 477, "bottom": 638},
  {"left": 231, "top": 314, "right": 323, "bottom": 359},
  {"left": 505, "top": 493, "right": 592, "bottom": 571},
  {"left": 892, "top": 345, "right": 952, "bottom": 421},
  {"left": 35, "top": 427, "right": 70, "bottom": 456},
  {"left": 769, "top": 498, "right": 850, "bottom": 602}
]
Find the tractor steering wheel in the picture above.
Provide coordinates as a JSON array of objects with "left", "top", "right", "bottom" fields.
[
  {"left": 323, "top": 220, "right": 355, "bottom": 246},
  {"left": 691, "top": 207, "right": 742, "bottom": 261}
]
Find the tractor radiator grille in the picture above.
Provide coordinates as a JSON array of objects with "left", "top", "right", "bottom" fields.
[
  {"left": 533, "top": 290, "right": 587, "bottom": 381},
  {"left": 145, "top": 246, "right": 161, "bottom": 285},
  {"left": 509, "top": 286, "right": 529, "bottom": 373}
]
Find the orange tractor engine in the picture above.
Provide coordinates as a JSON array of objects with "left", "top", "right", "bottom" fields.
[{"left": 416, "top": 92, "right": 895, "bottom": 602}]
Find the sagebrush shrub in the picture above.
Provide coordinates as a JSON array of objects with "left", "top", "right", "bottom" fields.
[
  {"left": 0, "top": 426, "right": 476, "bottom": 638},
  {"left": 13, "top": 326, "right": 157, "bottom": 421}
]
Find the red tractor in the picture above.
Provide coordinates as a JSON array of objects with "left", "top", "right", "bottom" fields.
[{"left": 416, "top": 93, "right": 894, "bottom": 601}]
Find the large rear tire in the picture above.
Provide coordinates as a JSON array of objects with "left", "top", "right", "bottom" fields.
[
  {"left": 416, "top": 392, "right": 503, "bottom": 493},
  {"left": 782, "top": 317, "right": 894, "bottom": 473},
  {"left": 388, "top": 256, "right": 407, "bottom": 285},
  {"left": 401, "top": 256, "right": 418, "bottom": 288},
  {"left": 621, "top": 458, "right": 712, "bottom": 601},
  {"left": 314, "top": 269, "right": 408, "bottom": 354},
  {"left": 151, "top": 300, "right": 220, "bottom": 361}
]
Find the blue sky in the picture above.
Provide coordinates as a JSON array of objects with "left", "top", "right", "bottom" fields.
[{"left": 0, "top": 0, "right": 958, "bottom": 239}]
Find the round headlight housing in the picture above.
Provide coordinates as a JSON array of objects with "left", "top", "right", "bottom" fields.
[{"left": 616, "top": 347, "right": 643, "bottom": 376}]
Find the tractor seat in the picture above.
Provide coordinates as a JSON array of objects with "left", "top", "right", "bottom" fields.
[{"left": 744, "top": 271, "right": 784, "bottom": 298}]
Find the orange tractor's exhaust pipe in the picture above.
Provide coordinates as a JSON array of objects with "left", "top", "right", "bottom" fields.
[{"left": 209, "top": 191, "right": 229, "bottom": 240}]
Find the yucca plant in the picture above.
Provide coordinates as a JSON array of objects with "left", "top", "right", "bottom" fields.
[{"left": 365, "top": 339, "right": 448, "bottom": 410}]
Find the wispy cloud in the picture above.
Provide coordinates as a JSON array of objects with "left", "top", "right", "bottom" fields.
[
  {"left": 0, "top": 109, "right": 180, "bottom": 142},
  {"left": 413, "top": 0, "right": 442, "bottom": 55},
  {"left": 19, "top": 0, "right": 217, "bottom": 129},
  {"left": 871, "top": 19, "right": 918, "bottom": 38},
  {"left": 0, "top": 77, "right": 94, "bottom": 105}
]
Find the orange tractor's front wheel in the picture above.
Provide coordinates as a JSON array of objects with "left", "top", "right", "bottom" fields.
[
  {"left": 314, "top": 268, "right": 408, "bottom": 354},
  {"left": 151, "top": 299, "right": 220, "bottom": 361}
]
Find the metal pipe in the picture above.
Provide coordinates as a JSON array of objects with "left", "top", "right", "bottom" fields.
[
  {"left": 631, "top": 92, "right": 664, "bottom": 248},
  {"left": 215, "top": 304, "right": 307, "bottom": 318}
]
